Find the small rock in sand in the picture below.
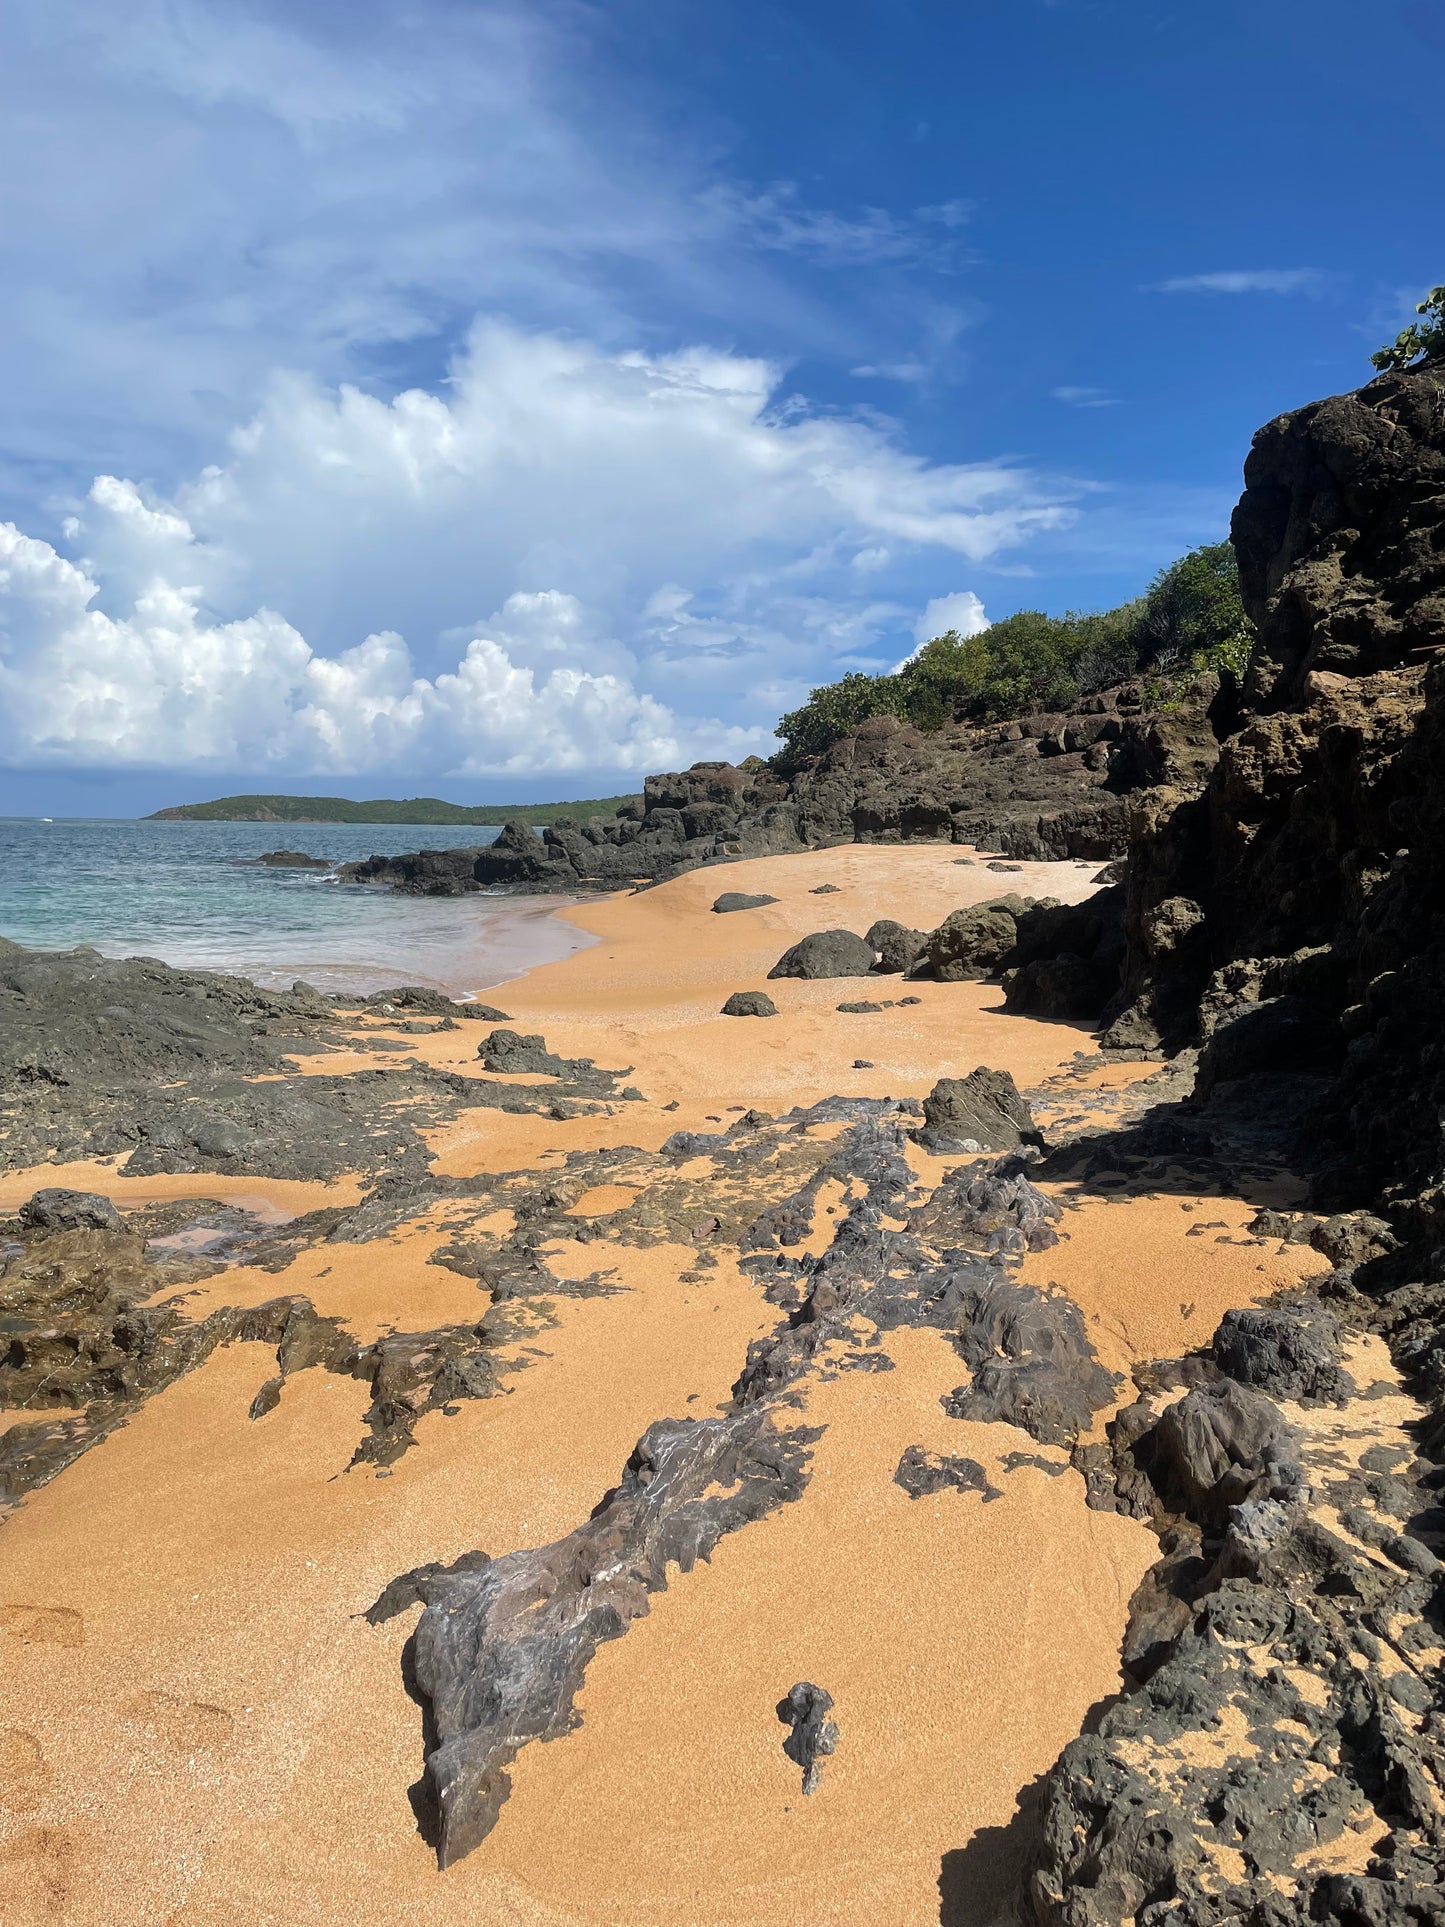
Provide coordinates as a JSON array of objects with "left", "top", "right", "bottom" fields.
[
  {"left": 778, "top": 1682, "right": 838, "bottom": 1796},
  {"left": 721, "top": 991, "right": 777, "bottom": 1018},
  {"left": 712, "top": 892, "right": 778, "bottom": 914}
]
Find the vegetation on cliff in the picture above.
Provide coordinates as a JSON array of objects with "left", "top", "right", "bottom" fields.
[
  {"left": 772, "top": 541, "right": 1252, "bottom": 769},
  {"left": 1372, "top": 282, "right": 1445, "bottom": 372}
]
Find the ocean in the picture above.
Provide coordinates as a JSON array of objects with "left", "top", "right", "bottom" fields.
[{"left": 0, "top": 818, "right": 591, "bottom": 997}]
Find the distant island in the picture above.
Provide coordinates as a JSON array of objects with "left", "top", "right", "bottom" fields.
[{"left": 147, "top": 791, "right": 642, "bottom": 825}]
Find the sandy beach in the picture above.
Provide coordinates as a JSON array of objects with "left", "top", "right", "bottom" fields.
[{"left": 0, "top": 847, "right": 1335, "bottom": 1927}]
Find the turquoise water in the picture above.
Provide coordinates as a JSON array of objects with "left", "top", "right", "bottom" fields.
[{"left": 0, "top": 818, "right": 588, "bottom": 996}]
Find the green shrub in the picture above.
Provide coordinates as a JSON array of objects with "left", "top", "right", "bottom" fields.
[
  {"left": 770, "top": 541, "right": 1254, "bottom": 768},
  {"left": 1372, "top": 286, "right": 1445, "bottom": 373}
]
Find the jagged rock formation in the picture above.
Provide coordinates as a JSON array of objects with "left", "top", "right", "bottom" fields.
[
  {"left": 914, "top": 1067, "right": 1043, "bottom": 1155},
  {"left": 0, "top": 1200, "right": 523, "bottom": 1506},
  {"left": 371, "top": 1107, "right": 1117, "bottom": 1867},
  {"left": 1027, "top": 361, "right": 1445, "bottom": 1927},
  {"left": 372, "top": 1408, "right": 820, "bottom": 1866},
  {"left": 1103, "top": 362, "right": 1445, "bottom": 1100},
  {"left": 0, "top": 945, "right": 653, "bottom": 1177},
  {"left": 777, "top": 1682, "right": 839, "bottom": 1795},
  {"left": 341, "top": 682, "right": 1228, "bottom": 896}
]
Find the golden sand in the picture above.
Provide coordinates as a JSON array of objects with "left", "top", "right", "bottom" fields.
[{"left": 0, "top": 846, "right": 1327, "bottom": 1926}]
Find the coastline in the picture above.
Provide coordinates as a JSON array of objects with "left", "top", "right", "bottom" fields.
[{"left": 0, "top": 843, "right": 1364, "bottom": 1927}]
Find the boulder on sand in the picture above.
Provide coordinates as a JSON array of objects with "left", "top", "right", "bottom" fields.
[
  {"left": 866, "top": 919, "right": 927, "bottom": 975},
  {"left": 914, "top": 1067, "right": 1043, "bottom": 1154},
  {"left": 767, "top": 930, "right": 875, "bottom": 980},
  {"left": 911, "top": 898, "right": 1037, "bottom": 982},
  {"left": 18, "top": 1188, "right": 124, "bottom": 1233},
  {"left": 712, "top": 892, "right": 778, "bottom": 914},
  {"left": 721, "top": 991, "right": 777, "bottom": 1017}
]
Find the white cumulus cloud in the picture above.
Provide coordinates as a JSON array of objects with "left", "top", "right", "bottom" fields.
[
  {"left": 891, "top": 590, "right": 989, "bottom": 668},
  {"left": 0, "top": 326, "right": 1077, "bottom": 777}
]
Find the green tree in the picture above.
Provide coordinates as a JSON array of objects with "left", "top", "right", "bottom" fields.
[
  {"left": 773, "top": 670, "right": 911, "bottom": 765},
  {"left": 1135, "top": 542, "right": 1251, "bottom": 676},
  {"left": 1372, "top": 286, "right": 1445, "bottom": 373},
  {"left": 769, "top": 540, "right": 1253, "bottom": 767}
]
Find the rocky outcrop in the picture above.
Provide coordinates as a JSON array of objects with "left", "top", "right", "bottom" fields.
[
  {"left": 914, "top": 1067, "right": 1043, "bottom": 1155},
  {"left": 1029, "top": 361, "right": 1445, "bottom": 1927},
  {"left": 866, "top": 918, "right": 928, "bottom": 974},
  {"left": 343, "top": 683, "right": 1228, "bottom": 897},
  {"left": 0, "top": 1202, "right": 524, "bottom": 1507},
  {"left": 371, "top": 1106, "right": 1110, "bottom": 1867},
  {"left": 1099, "top": 363, "right": 1445, "bottom": 1224}
]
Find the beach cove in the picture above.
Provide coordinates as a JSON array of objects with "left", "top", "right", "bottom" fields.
[{"left": 0, "top": 841, "right": 1375, "bottom": 1927}]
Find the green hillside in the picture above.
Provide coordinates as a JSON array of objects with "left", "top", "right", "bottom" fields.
[{"left": 147, "top": 792, "right": 642, "bottom": 826}]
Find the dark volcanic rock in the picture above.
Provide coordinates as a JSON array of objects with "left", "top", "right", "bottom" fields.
[
  {"left": 345, "top": 674, "right": 1223, "bottom": 901},
  {"left": 893, "top": 1444, "right": 1000, "bottom": 1502},
  {"left": 943, "top": 1279, "right": 1120, "bottom": 1446},
  {"left": 475, "top": 1029, "right": 637, "bottom": 1100},
  {"left": 18, "top": 1188, "right": 123, "bottom": 1233},
  {"left": 1002, "top": 887, "right": 1126, "bottom": 1021},
  {"left": 865, "top": 918, "right": 927, "bottom": 974},
  {"left": 712, "top": 892, "right": 778, "bottom": 914},
  {"left": 253, "top": 849, "right": 330, "bottom": 868},
  {"left": 0, "top": 1214, "right": 519, "bottom": 1506},
  {"left": 368, "top": 986, "right": 504, "bottom": 1020},
  {"left": 777, "top": 1682, "right": 838, "bottom": 1796},
  {"left": 1149, "top": 1379, "right": 1304, "bottom": 1529},
  {"left": 1212, "top": 1303, "right": 1352, "bottom": 1403},
  {"left": 721, "top": 991, "right": 777, "bottom": 1018},
  {"left": 375, "top": 1113, "right": 1075, "bottom": 1869},
  {"left": 915, "top": 1067, "right": 1042, "bottom": 1154},
  {"left": 912, "top": 898, "right": 1032, "bottom": 982},
  {"left": 372, "top": 1407, "right": 819, "bottom": 1865},
  {"left": 767, "top": 930, "right": 875, "bottom": 980}
]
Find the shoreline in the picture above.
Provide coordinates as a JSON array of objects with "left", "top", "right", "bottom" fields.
[{"left": 0, "top": 843, "right": 1376, "bottom": 1927}]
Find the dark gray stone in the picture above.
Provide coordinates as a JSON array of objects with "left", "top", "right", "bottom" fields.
[
  {"left": 893, "top": 1445, "right": 1000, "bottom": 1502},
  {"left": 865, "top": 919, "right": 927, "bottom": 975},
  {"left": 712, "top": 892, "right": 778, "bottom": 914},
  {"left": 721, "top": 991, "right": 778, "bottom": 1018},
  {"left": 777, "top": 1682, "right": 838, "bottom": 1795},
  {"left": 914, "top": 1067, "right": 1042, "bottom": 1154},
  {"left": 17, "top": 1188, "right": 124, "bottom": 1234},
  {"left": 767, "top": 930, "right": 876, "bottom": 980}
]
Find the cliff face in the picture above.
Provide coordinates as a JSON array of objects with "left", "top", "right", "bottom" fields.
[
  {"left": 1104, "top": 365, "right": 1445, "bottom": 1194},
  {"left": 1028, "top": 364, "right": 1445, "bottom": 1927}
]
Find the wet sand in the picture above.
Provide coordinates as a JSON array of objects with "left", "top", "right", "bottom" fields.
[{"left": 0, "top": 845, "right": 1332, "bottom": 1927}]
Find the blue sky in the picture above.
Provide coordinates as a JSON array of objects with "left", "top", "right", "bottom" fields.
[{"left": 0, "top": 0, "right": 1439, "bottom": 814}]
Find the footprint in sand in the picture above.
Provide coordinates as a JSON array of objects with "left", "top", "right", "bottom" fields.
[
  {"left": 0, "top": 1607, "right": 84, "bottom": 1649},
  {"left": 118, "top": 1690, "right": 234, "bottom": 1753},
  {"left": 0, "top": 1826, "right": 73, "bottom": 1923},
  {"left": 0, "top": 1731, "right": 51, "bottom": 1813}
]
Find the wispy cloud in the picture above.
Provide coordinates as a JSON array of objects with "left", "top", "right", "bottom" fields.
[
  {"left": 1051, "top": 385, "right": 1121, "bottom": 408},
  {"left": 702, "top": 184, "right": 974, "bottom": 270},
  {"left": 1152, "top": 269, "right": 1324, "bottom": 296}
]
